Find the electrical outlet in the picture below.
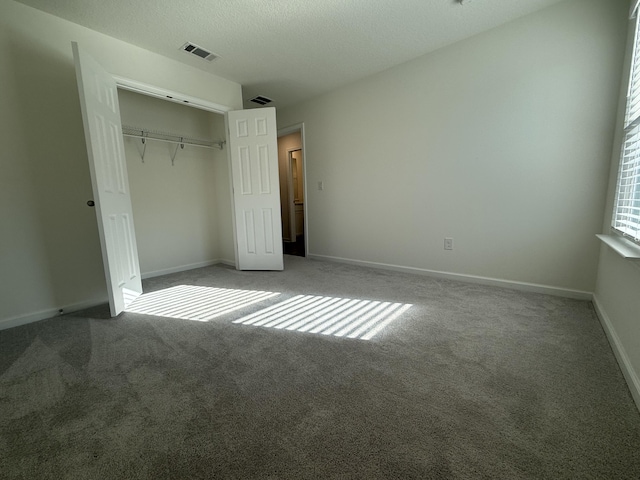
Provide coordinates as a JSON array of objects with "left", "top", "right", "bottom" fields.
[{"left": 444, "top": 237, "right": 454, "bottom": 250}]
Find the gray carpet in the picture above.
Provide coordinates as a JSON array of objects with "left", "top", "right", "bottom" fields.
[{"left": 1, "top": 256, "right": 639, "bottom": 479}]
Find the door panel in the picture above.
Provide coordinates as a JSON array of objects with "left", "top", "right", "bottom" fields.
[
  {"left": 72, "top": 42, "right": 142, "bottom": 315},
  {"left": 228, "top": 108, "right": 283, "bottom": 270}
]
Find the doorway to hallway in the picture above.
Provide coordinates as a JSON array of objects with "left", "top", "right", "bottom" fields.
[{"left": 277, "top": 126, "right": 306, "bottom": 257}]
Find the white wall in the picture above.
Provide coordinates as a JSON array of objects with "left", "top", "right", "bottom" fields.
[
  {"left": 594, "top": 249, "right": 640, "bottom": 408},
  {"left": 593, "top": 4, "right": 640, "bottom": 410},
  {"left": 0, "top": 1, "right": 242, "bottom": 329},
  {"left": 118, "top": 90, "right": 233, "bottom": 278},
  {"left": 277, "top": 0, "right": 628, "bottom": 295}
]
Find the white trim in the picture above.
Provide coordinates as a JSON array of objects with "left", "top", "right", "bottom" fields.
[
  {"left": 113, "top": 75, "right": 232, "bottom": 114},
  {"left": 141, "top": 259, "right": 234, "bottom": 279},
  {"left": 597, "top": 234, "right": 640, "bottom": 259},
  {"left": 592, "top": 295, "right": 640, "bottom": 412},
  {"left": 632, "top": 0, "right": 640, "bottom": 19},
  {"left": 0, "top": 297, "right": 108, "bottom": 331},
  {"left": 224, "top": 112, "right": 240, "bottom": 270},
  {"left": 307, "top": 254, "right": 593, "bottom": 300},
  {"left": 0, "top": 259, "right": 238, "bottom": 331}
]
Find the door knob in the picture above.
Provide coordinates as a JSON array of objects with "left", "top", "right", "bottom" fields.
[{"left": 87, "top": 200, "right": 95, "bottom": 207}]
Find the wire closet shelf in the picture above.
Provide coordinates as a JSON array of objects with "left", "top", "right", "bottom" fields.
[
  {"left": 122, "top": 125, "right": 225, "bottom": 150},
  {"left": 121, "top": 125, "right": 225, "bottom": 164}
]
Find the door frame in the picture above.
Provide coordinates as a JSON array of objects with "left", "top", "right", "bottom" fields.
[
  {"left": 114, "top": 75, "right": 232, "bottom": 115},
  {"left": 278, "top": 123, "right": 308, "bottom": 256}
]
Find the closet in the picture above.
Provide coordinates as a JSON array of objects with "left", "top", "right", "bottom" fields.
[{"left": 117, "top": 90, "right": 234, "bottom": 278}]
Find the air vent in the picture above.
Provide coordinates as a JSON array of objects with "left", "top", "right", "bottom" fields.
[
  {"left": 249, "top": 95, "right": 273, "bottom": 106},
  {"left": 180, "top": 42, "right": 218, "bottom": 61}
]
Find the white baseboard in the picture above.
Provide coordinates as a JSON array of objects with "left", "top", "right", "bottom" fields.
[
  {"left": 141, "top": 259, "right": 234, "bottom": 279},
  {"left": 307, "top": 254, "right": 593, "bottom": 300},
  {"left": 1, "top": 260, "right": 237, "bottom": 332},
  {"left": 592, "top": 295, "right": 640, "bottom": 412},
  {"left": 0, "top": 297, "right": 108, "bottom": 332}
]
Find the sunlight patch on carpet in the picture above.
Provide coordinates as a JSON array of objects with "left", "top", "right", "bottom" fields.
[
  {"left": 233, "top": 295, "right": 412, "bottom": 340},
  {"left": 125, "top": 285, "right": 279, "bottom": 321}
]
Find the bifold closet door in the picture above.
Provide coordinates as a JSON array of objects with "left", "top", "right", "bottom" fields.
[{"left": 72, "top": 41, "right": 143, "bottom": 316}]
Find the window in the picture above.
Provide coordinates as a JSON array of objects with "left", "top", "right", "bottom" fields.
[{"left": 613, "top": 4, "right": 640, "bottom": 245}]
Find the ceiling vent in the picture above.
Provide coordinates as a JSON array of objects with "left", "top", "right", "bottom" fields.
[
  {"left": 249, "top": 95, "right": 273, "bottom": 106},
  {"left": 180, "top": 42, "right": 218, "bottom": 61}
]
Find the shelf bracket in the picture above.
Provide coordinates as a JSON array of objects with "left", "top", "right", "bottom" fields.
[
  {"left": 170, "top": 139, "right": 185, "bottom": 166},
  {"left": 138, "top": 136, "right": 148, "bottom": 163}
]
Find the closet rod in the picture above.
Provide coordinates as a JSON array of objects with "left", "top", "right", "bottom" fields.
[
  {"left": 121, "top": 125, "right": 225, "bottom": 150},
  {"left": 121, "top": 132, "right": 222, "bottom": 150}
]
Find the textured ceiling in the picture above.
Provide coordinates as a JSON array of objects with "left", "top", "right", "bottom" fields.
[{"left": 14, "top": 0, "right": 569, "bottom": 108}]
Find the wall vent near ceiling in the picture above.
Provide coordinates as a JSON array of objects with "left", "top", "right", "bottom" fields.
[
  {"left": 180, "top": 42, "right": 218, "bottom": 61},
  {"left": 249, "top": 95, "right": 273, "bottom": 106}
]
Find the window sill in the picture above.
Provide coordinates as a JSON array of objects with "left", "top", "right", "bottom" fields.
[{"left": 596, "top": 234, "right": 640, "bottom": 259}]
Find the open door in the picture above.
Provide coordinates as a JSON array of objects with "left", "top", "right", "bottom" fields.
[
  {"left": 227, "top": 107, "right": 284, "bottom": 270},
  {"left": 72, "top": 42, "right": 142, "bottom": 316}
]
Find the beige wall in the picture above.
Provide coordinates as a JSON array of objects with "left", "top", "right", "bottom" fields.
[
  {"left": 0, "top": 1, "right": 242, "bottom": 328},
  {"left": 277, "top": 0, "right": 628, "bottom": 294},
  {"left": 277, "top": 132, "right": 302, "bottom": 241}
]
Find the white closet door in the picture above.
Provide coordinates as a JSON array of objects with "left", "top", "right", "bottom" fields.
[
  {"left": 72, "top": 42, "right": 142, "bottom": 315},
  {"left": 227, "top": 107, "right": 284, "bottom": 270}
]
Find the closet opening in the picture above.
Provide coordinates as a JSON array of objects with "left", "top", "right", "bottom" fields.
[{"left": 117, "top": 89, "right": 235, "bottom": 279}]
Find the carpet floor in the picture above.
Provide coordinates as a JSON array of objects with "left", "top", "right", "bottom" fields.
[{"left": 1, "top": 256, "right": 639, "bottom": 479}]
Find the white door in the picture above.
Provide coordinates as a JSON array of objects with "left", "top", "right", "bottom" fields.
[
  {"left": 227, "top": 107, "right": 284, "bottom": 270},
  {"left": 72, "top": 42, "right": 142, "bottom": 316}
]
